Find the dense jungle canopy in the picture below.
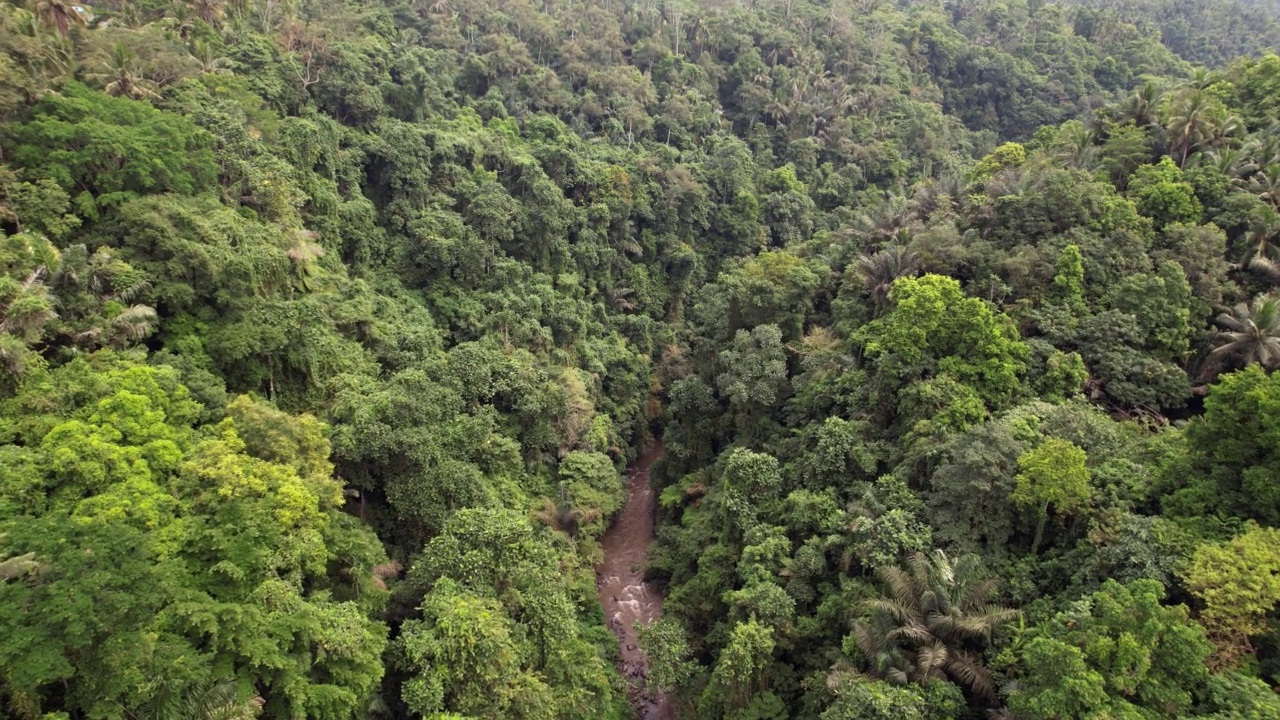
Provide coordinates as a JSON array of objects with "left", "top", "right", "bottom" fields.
[{"left": 3, "top": 0, "right": 1280, "bottom": 718}]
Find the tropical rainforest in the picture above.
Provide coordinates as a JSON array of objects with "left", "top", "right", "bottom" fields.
[{"left": 3, "top": 0, "right": 1280, "bottom": 718}]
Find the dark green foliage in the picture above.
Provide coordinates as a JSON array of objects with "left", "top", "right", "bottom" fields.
[{"left": 0, "top": 1, "right": 1279, "bottom": 719}]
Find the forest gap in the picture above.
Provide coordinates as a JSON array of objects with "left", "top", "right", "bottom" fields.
[{"left": 597, "top": 440, "right": 671, "bottom": 719}]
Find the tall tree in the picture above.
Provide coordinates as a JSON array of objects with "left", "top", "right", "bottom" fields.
[
  {"left": 851, "top": 550, "right": 1018, "bottom": 700},
  {"left": 1211, "top": 292, "right": 1280, "bottom": 370}
]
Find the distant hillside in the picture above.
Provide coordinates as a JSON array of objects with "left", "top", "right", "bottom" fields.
[{"left": 1063, "top": 0, "right": 1280, "bottom": 66}]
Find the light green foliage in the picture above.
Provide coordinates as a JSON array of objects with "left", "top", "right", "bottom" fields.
[
  {"left": 1108, "top": 261, "right": 1194, "bottom": 362},
  {"left": 701, "top": 619, "right": 777, "bottom": 718},
  {"left": 1005, "top": 580, "right": 1213, "bottom": 718},
  {"left": 1013, "top": 438, "right": 1091, "bottom": 553},
  {"left": 1006, "top": 637, "right": 1113, "bottom": 719},
  {"left": 858, "top": 274, "right": 1028, "bottom": 411},
  {"left": 793, "top": 416, "right": 881, "bottom": 488},
  {"left": 1101, "top": 123, "right": 1154, "bottom": 188},
  {"left": 719, "top": 448, "right": 783, "bottom": 530},
  {"left": 1051, "top": 244, "right": 1087, "bottom": 312},
  {"left": 843, "top": 476, "right": 932, "bottom": 570},
  {"left": 1181, "top": 525, "right": 1280, "bottom": 668},
  {"left": 979, "top": 169, "right": 1152, "bottom": 249},
  {"left": 1129, "top": 158, "right": 1204, "bottom": 229},
  {"left": 0, "top": 358, "right": 386, "bottom": 720},
  {"left": 1035, "top": 348, "right": 1089, "bottom": 402},
  {"left": 637, "top": 617, "right": 698, "bottom": 693},
  {"left": 2, "top": 2, "right": 1279, "bottom": 718},
  {"left": 396, "top": 508, "right": 625, "bottom": 720},
  {"left": 969, "top": 142, "right": 1027, "bottom": 183},
  {"left": 556, "top": 450, "right": 623, "bottom": 535},
  {"left": 1197, "top": 670, "right": 1280, "bottom": 719},
  {"left": 398, "top": 578, "right": 554, "bottom": 719},
  {"left": 712, "top": 250, "right": 821, "bottom": 340},
  {"left": 1234, "top": 54, "right": 1280, "bottom": 127},
  {"left": 6, "top": 83, "right": 216, "bottom": 206},
  {"left": 821, "top": 675, "right": 963, "bottom": 720}
]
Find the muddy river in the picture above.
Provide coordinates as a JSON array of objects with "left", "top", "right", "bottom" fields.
[{"left": 596, "top": 440, "right": 673, "bottom": 719}]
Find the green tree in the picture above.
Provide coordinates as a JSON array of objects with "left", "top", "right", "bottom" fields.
[
  {"left": 1007, "top": 579, "right": 1212, "bottom": 717},
  {"left": 858, "top": 274, "right": 1028, "bottom": 412},
  {"left": 700, "top": 619, "right": 779, "bottom": 718},
  {"left": 6, "top": 83, "right": 216, "bottom": 204},
  {"left": 1166, "top": 365, "right": 1280, "bottom": 524},
  {"left": 1128, "top": 158, "right": 1204, "bottom": 230},
  {"left": 1181, "top": 525, "right": 1280, "bottom": 669},
  {"left": 716, "top": 324, "right": 788, "bottom": 410},
  {"left": 1013, "top": 438, "right": 1092, "bottom": 554},
  {"left": 851, "top": 550, "right": 1018, "bottom": 700}
]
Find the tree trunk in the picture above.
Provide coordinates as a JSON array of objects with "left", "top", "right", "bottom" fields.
[{"left": 1031, "top": 501, "right": 1048, "bottom": 555}]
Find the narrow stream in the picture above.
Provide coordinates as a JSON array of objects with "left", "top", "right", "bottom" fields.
[{"left": 596, "top": 439, "right": 673, "bottom": 719}]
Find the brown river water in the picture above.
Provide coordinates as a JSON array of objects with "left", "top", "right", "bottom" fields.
[{"left": 595, "top": 439, "right": 674, "bottom": 719}]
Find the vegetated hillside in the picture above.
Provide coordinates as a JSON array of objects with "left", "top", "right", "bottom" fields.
[
  {"left": 1062, "top": 0, "right": 1280, "bottom": 68},
  {"left": 1, "top": 0, "right": 1280, "bottom": 719}
]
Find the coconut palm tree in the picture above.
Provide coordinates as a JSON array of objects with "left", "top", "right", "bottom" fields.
[
  {"left": 1166, "top": 90, "right": 1218, "bottom": 166},
  {"left": 190, "top": 39, "right": 233, "bottom": 75},
  {"left": 1211, "top": 292, "right": 1280, "bottom": 370},
  {"left": 1053, "top": 122, "right": 1098, "bottom": 170},
  {"left": 855, "top": 245, "right": 920, "bottom": 316},
  {"left": 1186, "top": 67, "right": 1216, "bottom": 92},
  {"left": 92, "top": 43, "right": 160, "bottom": 99},
  {"left": 1250, "top": 163, "right": 1280, "bottom": 209},
  {"left": 851, "top": 550, "right": 1018, "bottom": 700},
  {"left": 31, "top": 0, "right": 85, "bottom": 38},
  {"left": 1199, "top": 148, "right": 1253, "bottom": 186},
  {"left": 1123, "top": 81, "right": 1161, "bottom": 128},
  {"left": 531, "top": 483, "right": 601, "bottom": 539},
  {"left": 1240, "top": 205, "right": 1280, "bottom": 280}
]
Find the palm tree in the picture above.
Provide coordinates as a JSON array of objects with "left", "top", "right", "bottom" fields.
[
  {"left": 142, "top": 678, "right": 263, "bottom": 720},
  {"left": 1240, "top": 205, "right": 1280, "bottom": 279},
  {"left": 1187, "top": 67, "right": 1216, "bottom": 92},
  {"left": 286, "top": 229, "right": 325, "bottom": 291},
  {"left": 106, "top": 305, "right": 159, "bottom": 348},
  {"left": 1123, "top": 81, "right": 1161, "bottom": 128},
  {"left": 31, "top": 0, "right": 85, "bottom": 38},
  {"left": 189, "top": 0, "right": 226, "bottom": 24},
  {"left": 1250, "top": 163, "right": 1280, "bottom": 209},
  {"left": 1054, "top": 123, "right": 1097, "bottom": 170},
  {"left": 855, "top": 245, "right": 920, "bottom": 316},
  {"left": 531, "top": 483, "right": 601, "bottom": 539},
  {"left": 1211, "top": 292, "right": 1280, "bottom": 370},
  {"left": 1200, "top": 148, "right": 1253, "bottom": 186},
  {"left": 851, "top": 195, "right": 919, "bottom": 247},
  {"left": 190, "top": 39, "right": 233, "bottom": 75},
  {"left": 92, "top": 44, "right": 160, "bottom": 100},
  {"left": 1166, "top": 90, "right": 1218, "bottom": 167},
  {"left": 603, "top": 286, "right": 635, "bottom": 313},
  {"left": 851, "top": 550, "right": 1018, "bottom": 700},
  {"left": 0, "top": 234, "right": 60, "bottom": 344}
]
